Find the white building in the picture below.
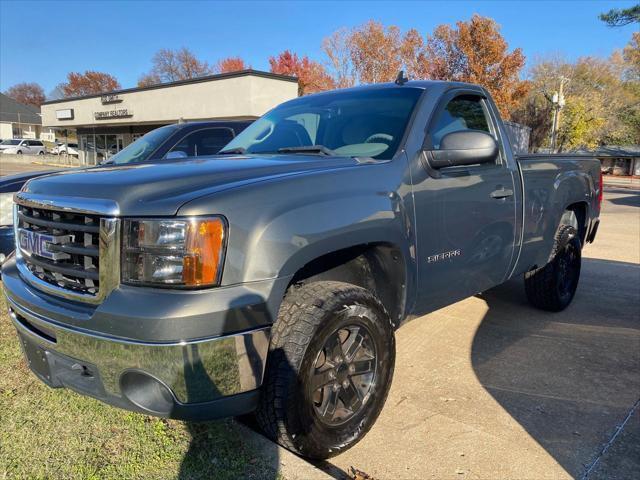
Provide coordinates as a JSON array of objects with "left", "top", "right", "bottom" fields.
[{"left": 40, "top": 70, "right": 298, "bottom": 164}]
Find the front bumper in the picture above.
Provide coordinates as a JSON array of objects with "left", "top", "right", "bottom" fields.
[{"left": 2, "top": 256, "right": 288, "bottom": 420}]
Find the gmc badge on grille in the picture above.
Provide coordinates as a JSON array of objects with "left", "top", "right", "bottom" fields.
[{"left": 18, "top": 229, "right": 71, "bottom": 260}]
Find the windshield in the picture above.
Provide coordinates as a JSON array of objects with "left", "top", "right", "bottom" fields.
[
  {"left": 110, "top": 125, "right": 179, "bottom": 165},
  {"left": 223, "top": 87, "right": 423, "bottom": 160},
  {"left": 1, "top": 140, "right": 20, "bottom": 146}
]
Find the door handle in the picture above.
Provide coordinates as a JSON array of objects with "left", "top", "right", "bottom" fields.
[{"left": 490, "top": 188, "right": 514, "bottom": 199}]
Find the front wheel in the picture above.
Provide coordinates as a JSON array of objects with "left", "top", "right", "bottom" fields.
[
  {"left": 257, "top": 281, "right": 395, "bottom": 459},
  {"left": 16, "top": 150, "right": 22, "bottom": 154},
  {"left": 38, "top": 150, "right": 45, "bottom": 155},
  {"left": 525, "top": 225, "right": 581, "bottom": 311}
]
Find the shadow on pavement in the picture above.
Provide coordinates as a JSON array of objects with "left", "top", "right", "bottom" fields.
[
  {"left": 471, "top": 257, "right": 640, "bottom": 478},
  {"left": 604, "top": 188, "right": 640, "bottom": 208}
]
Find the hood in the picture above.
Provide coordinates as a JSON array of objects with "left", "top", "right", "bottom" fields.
[
  {"left": 21, "top": 154, "right": 361, "bottom": 216},
  {"left": 1, "top": 170, "right": 59, "bottom": 191}
]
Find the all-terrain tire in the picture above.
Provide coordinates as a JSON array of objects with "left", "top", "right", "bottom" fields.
[
  {"left": 256, "top": 281, "right": 395, "bottom": 459},
  {"left": 525, "top": 225, "right": 581, "bottom": 312}
]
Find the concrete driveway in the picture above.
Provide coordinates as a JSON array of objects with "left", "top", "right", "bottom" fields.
[{"left": 278, "top": 187, "right": 640, "bottom": 480}]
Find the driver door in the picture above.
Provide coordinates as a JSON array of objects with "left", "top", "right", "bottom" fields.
[{"left": 412, "top": 90, "right": 518, "bottom": 314}]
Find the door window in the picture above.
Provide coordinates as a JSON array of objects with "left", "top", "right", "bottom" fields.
[
  {"left": 167, "top": 128, "right": 235, "bottom": 158},
  {"left": 430, "top": 95, "right": 492, "bottom": 150}
]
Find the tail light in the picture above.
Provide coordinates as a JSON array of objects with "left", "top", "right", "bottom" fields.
[{"left": 597, "top": 170, "right": 603, "bottom": 211}]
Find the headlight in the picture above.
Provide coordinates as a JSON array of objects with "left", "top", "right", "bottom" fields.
[
  {"left": 121, "top": 217, "right": 226, "bottom": 287},
  {"left": 0, "top": 193, "right": 14, "bottom": 226}
]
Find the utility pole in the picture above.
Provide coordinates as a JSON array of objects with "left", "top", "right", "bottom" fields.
[{"left": 549, "top": 76, "right": 568, "bottom": 153}]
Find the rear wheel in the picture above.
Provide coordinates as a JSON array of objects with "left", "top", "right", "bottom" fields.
[
  {"left": 16, "top": 150, "right": 22, "bottom": 154},
  {"left": 525, "top": 225, "right": 581, "bottom": 311},
  {"left": 257, "top": 281, "right": 395, "bottom": 459}
]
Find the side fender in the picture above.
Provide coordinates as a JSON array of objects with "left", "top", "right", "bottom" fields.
[
  {"left": 177, "top": 162, "right": 416, "bottom": 294},
  {"left": 517, "top": 159, "right": 595, "bottom": 273},
  {"left": 243, "top": 190, "right": 412, "bottom": 282}
]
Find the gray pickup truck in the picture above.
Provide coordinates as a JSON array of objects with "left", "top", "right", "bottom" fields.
[{"left": 2, "top": 80, "right": 601, "bottom": 459}]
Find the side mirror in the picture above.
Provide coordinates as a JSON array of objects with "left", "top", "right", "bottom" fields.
[
  {"left": 165, "top": 150, "right": 188, "bottom": 160},
  {"left": 425, "top": 130, "right": 498, "bottom": 169}
]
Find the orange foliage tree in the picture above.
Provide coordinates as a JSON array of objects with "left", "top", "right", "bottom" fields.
[
  {"left": 348, "top": 21, "right": 403, "bottom": 84},
  {"left": 348, "top": 21, "right": 429, "bottom": 83},
  {"left": 425, "top": 15, "right": 529, "bottom": 117},
  {"left": 4, "top": 82, "right": 45, "bottom": 107},
  {"left": 61, "top": 71, "right": 121, "bottom": 97},
  {"left": 269, "top": 50, "right": 335, "bottom": 95},
  {"left": 214, "top": 57, "right": 250, "bottom": 73},
  {"left": 322, "top": 21, "right": 431, "bottom": 85}
]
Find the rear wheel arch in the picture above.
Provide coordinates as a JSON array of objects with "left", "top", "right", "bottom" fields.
[{"left": 561, "top": 202, "right": 588, "bottom": 245}]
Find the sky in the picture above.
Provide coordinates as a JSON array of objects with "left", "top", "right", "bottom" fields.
[{"left": 0, "top": 0, "right": 637, "bottom": 94}]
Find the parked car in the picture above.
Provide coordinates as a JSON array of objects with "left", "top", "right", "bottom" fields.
[
  {"left": 0, "top": 139, "right": 46, "bottom": 155},
  {"left": 52, "top": 143, "right": 80, "bottom": 156},
  {"left": 0, "top": 121, "right": 252, "bottom": 262},
  {"left": 2, "top": 82, "right": 601, "bottom": 459},
  {"left": 0, "top": 171, "right": 57, "bottom": 266},
  {"left": 104, "top": 120, "right": 253, "bottom": 164}
]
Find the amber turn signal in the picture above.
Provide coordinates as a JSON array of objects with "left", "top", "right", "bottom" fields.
[{"left": 183, "top": 218, "right": 226, "bottom": 286}]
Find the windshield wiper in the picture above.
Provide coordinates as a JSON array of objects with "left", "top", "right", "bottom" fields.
[
  {"left": 277, "top": 145, "right": 336, "bottom": 156},
  {"left": 218, "top": 147, "right": 246, "bottom": 155}
]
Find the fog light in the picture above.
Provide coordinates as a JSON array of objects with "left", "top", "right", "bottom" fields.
[{"left": 120, "top": 370, "right": 176, "bottom": 415}]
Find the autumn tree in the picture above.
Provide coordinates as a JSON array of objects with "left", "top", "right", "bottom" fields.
[
  {"left": 322, "top": 28, "right": 356, "bottom": 88},
  {"left": 425, "top": 15, "right": 528, "bottom": 118},
  {"left": 213, "top": 57, "right": 249, "bottom": 74},
  {"left": 401, "top": 29, "right": 430, "bottom": 80},
  {"left": 138, "top": 47, "right": 211, "bottom": 86},
  {"left": 348, "top": 21, "right": 403, "bottom": 84},
  {"left": 61, "top": 71, "right": 121, "bottom": 97},
  {"left": 323, "top": 21, "right": 429, "bottom": 85},
  {"left": 509, "top": 80, "right": 551, "bottom": 151},
  {"left": 514, "top": 48, "right": 640, "bottom": 151},
  {"left": 4, "top": 82, "right": 45, "bottom": 107},
  {"left": 269, "top": 50, "right": 334, "bottom": 95},
  {"left": 624, "top": 31, "right": 640, "bottom": 80}
]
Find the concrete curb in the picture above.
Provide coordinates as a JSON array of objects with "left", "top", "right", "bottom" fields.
[{"left": 234, "top": 422, "right": 336, "bottom": 480}]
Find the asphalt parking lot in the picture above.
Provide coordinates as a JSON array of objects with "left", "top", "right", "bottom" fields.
[{"left": 281, "top": 186, "right": 637, "bottom": 480}]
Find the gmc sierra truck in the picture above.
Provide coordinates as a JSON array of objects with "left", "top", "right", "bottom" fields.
[{"left": 2, "top": 80, "right": 601, "bottom": 459}]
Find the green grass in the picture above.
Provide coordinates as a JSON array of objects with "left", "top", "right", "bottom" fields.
[{"left": 0, "top": 286, "right": 281, "bottom": 480}]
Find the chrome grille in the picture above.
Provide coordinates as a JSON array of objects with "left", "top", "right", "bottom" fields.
[{"left": 17, "top": 205, "right": 102, "bottom": 295}]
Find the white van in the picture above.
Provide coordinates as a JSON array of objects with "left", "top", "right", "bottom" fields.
[{"left": 0, "top": 139, "right": 46, "bottom": 155}]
